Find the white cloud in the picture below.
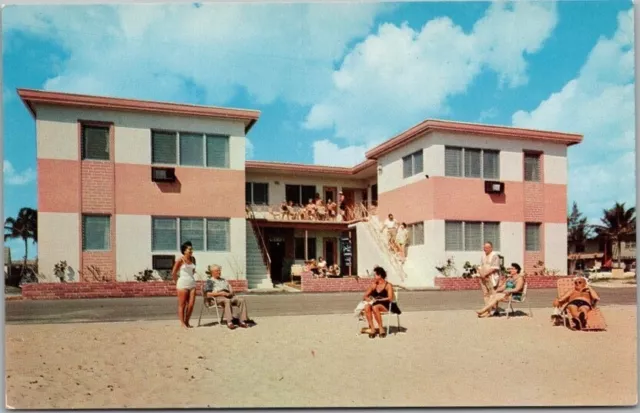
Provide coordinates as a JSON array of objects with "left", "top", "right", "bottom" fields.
[
  {"left": 245, "top": 138, "right": 255, "bottom": 160},
  {"left": 511, "top": 8, "right": 634, "bottom": 221},
  {"left": 304, "top": 1, "right": 558, "bottom": 145},
  {"left": 4, "top": 3, "right": 392, "bottom": 106},
  {"left": 312, "top": 139, "right": 369, "bottom": 166},
  {"left": 4, "top": 161, "right": 36, "bottom": 186}
]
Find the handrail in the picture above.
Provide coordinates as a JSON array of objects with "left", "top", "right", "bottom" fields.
[
  {"left": 246, "top": 205, "right": 271, "bottom": 270},
  {"left": 245, "top": 202, "right": 376, "bottom": 223},
  {"left": 365, "top": 216, "right": 406, "bottom": 282}
]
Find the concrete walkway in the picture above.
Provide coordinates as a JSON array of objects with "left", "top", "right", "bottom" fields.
[{"left": 5, "top": 287, "right": 637, "bottom": 324}]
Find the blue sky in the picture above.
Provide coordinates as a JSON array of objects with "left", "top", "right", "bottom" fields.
[{"left": 2, "top": 1, "right": 635, "bottom": 259}]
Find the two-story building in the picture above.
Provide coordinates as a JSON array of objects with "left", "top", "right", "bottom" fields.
[{"left": 19, "top": 88, "right": 582, "bottom": 288}]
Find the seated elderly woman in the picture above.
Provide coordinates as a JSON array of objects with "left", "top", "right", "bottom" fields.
[
  {"left": 476, "top": 263, "right": 525, "bottom": 318},
  {"left": 553, "top": 276, "right": 601, "bottom": 330},
  {"left": 361, "top": 266, "right": 401, "bottom": 338}
]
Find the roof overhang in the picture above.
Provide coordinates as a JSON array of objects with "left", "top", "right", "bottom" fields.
[
  {"left": 245, "top": 159, "right": 376, "bottom": 179},
  {"left": 365, "top": 119, "right": 584, "bottom": 160},
  {"left": 252, "top": 219, "right": 352, "bottom": 231},
  {"left": 17, "top": 88, "right": 261, "bottom": 133}
]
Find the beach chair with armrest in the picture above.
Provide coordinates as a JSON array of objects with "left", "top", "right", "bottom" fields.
[
  {"left": 505, "top": 283, "right": 532, "bottom": 319},
  {"left": 197, "top": 284, "right": 223, "bottom": 327},
  {"left": 552, "top": 277, "right": 607, "bottom": 331}
]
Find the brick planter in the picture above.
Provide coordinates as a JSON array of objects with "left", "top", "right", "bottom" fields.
[
  {"left": 435, "top": 275, "right": 567, "bottom": 291},
  {"left": 20, "top": 280, "right": 248, "bottom": 300},
  {"left": 300, "top": 272, "right": 373, "bottom": 292}
]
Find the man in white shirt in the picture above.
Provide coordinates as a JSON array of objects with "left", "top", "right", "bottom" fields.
[
  {"left": 478, "top": 242, "right": 501, "bottom": 309},
  {"left": 381, "top": 213, "right": 398, "bottom": 251}
]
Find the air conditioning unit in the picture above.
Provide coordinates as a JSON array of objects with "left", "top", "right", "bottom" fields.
[
  {"left": 152, "top": 254, "right": 175, "bottom": 281},
  {"left": 484, "top": 180, "right": 504, "bottom": 194},
  {"left": 151, "top": 167, "right": 176, "bottom": 183}
]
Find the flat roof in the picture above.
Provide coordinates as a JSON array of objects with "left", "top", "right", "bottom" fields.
[
  {"left": 17, "top": 89, "right": 261, "bottom": 133},
  {"left": 365, "top": 119, "right": 583, "bottom": 160}
]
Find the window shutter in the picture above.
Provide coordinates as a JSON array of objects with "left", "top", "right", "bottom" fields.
[
  {"left": 445, "top": 221, "right": 463, "bottom": 251},
  {"left": 525, "top": 223, "right": 541, "bottom": 251},
  {"left": 82, "top": 126, "right": 110, "bottom": 160},
  {"left": 483, "top": 150, "right": 500, "bottom": 180},
  {"left": 206, "top": 135, "right": 229, "bottom": 168},
  {"left": 207, "top": 219, "right": 230, "bottom": 251},
  {"left": 445, "top": 147, "right": 462, "bottom": 177},
  {"left": 464, "top": 222, "right": 482, "bottom": 251},
  {"left": 483, "top": 222, "right": 500, "bottom": 251},
  {"left": 180, "top": 218, "right": 205, "bottom": 251},
  {"left": 464, "top": 148, "right": 481, "bottom": 178},
  {"left": 152, "top": 218, "right": 177, "bottom": 251},
  {"left": 402, "top": 155, "right": 412, "bottom": 178},
  {"left": 413, "top": 150, "right": 424, "bottom": 174},
  {"left": 179, "top": 133, "right": 204, "bottom": 166},
  {"left": 82, "top": 215, "right": 110, "bottom": 250},
  {"left": 524, "top": 154, "right": 540, "bottom": 182},
  {"left": 152, "top": 132, "right": 177, "bottom": 164}
]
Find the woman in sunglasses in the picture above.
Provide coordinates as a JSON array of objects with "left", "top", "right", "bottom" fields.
[{"left": 553, "top": 277, "right": 600, "bottom": 330}]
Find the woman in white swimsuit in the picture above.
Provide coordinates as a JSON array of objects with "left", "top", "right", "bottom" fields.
[{"left": 172, "top": 242, "right": 197, "bottom": 328}]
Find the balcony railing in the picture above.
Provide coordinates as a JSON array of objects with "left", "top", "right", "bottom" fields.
[{"left": 246, "top": 202, "right": 377, "bottom": 223}]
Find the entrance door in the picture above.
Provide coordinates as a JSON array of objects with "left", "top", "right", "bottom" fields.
[
  {"left": 268, "top": 239, "right": 286, "bottom": 285},
  {"left": 323, "top": 186, "right": 337, "bottom": 203},
  {"left": 323, "top": 238, "right": 338, "bottom": 266}
]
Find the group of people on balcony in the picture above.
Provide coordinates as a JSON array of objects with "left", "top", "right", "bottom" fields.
[
  {"left": 277, "top": 192, "right": 349, "bottom": 221},
  {"left": 304, "top": 257, "right": 341, "bottom": 278},
  {"left": 380, "top": 213, "right": 410, "bottom": 262}
]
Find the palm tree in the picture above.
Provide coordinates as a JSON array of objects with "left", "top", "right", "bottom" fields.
[
  {"left": 567, "top": 202, "right": 592, "bottom": 274},
  {"left": 4, "top": 207, "right": 38, "bottom": 279},
  {"left": 593, "top": 202, "right": 636, "bottom": 269}
]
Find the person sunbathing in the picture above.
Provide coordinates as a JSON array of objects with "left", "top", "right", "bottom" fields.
[
  {"left": 553, "top": 277, "right": 600, "bottom": 330},
  {"left": 475, "top": 263, "right": 524, "bottom": 318}
]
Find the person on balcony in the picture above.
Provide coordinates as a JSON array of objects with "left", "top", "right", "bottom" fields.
[
  {"left": 303, "top": 199, "right": 317, "bottom": 220},
  {"left": 327, "top": 199, "right": 337, "bottom": 220},
  {"left": 337, "top": 192, "right": 346, "bottom": 221}
]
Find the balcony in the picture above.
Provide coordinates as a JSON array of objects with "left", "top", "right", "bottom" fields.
[{"left": 246, "top": 202, "right": 377, "bottom": 227}]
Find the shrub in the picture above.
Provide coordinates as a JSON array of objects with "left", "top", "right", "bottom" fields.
[
  {"left": 134, "top": 269, "right": 156, "bottom": 282},
  {"left": 54, "top": 260, "right": 68, "bottom": 283}
]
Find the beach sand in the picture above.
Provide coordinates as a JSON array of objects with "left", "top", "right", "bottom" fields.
[{"left": 5, "top": 305, "right": 637, "bottom": 408}]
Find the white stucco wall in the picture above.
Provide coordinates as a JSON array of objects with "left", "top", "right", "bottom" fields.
[
  {"left": 545, "top": 223, "right": 568, "bottom": 274},
  {"left": 377, "top": 131, "right": 569, "bottom": 191},
  {"left": 35, "top": 104, "right": 247, "bottom": 170},
  {"left": 114, "top": 215, "right": 247, "bottom": 281},
  {"left": 38, "top": 212, "right": 80, "bottom": 281}
]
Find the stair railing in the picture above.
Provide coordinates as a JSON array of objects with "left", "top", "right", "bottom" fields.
[{"left": 246, "top": 204, "right": 271, "bottom": 275}]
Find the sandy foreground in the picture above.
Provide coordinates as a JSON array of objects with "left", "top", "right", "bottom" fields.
[{"left": 5, "top": 305, "right": 637, "bottom": 408}]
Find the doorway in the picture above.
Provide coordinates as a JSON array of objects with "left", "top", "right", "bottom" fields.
[
  {"left": 341, "top": 189, "right": 356, "bottom": 220},
  {"left": 323, "top": 238, "right": 338, "bottom": 266},
  {"left": 268, "top": 239, "right": 286, "bottom": 285},
  {"left": 323, "top": 186, "right": 337, "bottom": 204}
]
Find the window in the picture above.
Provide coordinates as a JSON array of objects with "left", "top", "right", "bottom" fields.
[
  {"left": 371, "top": 184, "right": 378, "bottom": 207},
  {"left": 285, "top": 185, "right": 316, "bottom": 206},
  {"left": 445, "top": 221, "right": 501, "bottom": 251},
  {"left": 152, "top": 218, "right": 178, "bottom": 251},
  {"left": 294, "top": 237, "right": 317, "bottom": 260},
  {"left": 402, "top": 150, "right": 424, "bottom": 178},
  {"left": 246, "top": 182, "right": 269, "bottom": 205},
  {"left": 407, "top": 222, "right": 424, "bottom": 245},
  {"left": 525, "top": 223, "right": 541, "bottom": 252},
  {"left": 151, "top": 217, "right": 230, "bottom": 252},
  {"left": 524, "top": 153, "right": 541, "bottom": 182},
  {"left": 445, "top": 146, "right": 500, "bottom": 179},
  {"left": 82, "top": 215, "right": 110, "bottom": 251},
  {"left": 151, "top": 131, "right": 229, "bottom": 168},
  {"left": 82, "top": 125, "right": 110, "bottom": 160}
]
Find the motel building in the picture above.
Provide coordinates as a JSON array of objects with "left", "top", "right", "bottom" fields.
[{"left": 19, "top": 89, "right": 582, "bottom": 289}]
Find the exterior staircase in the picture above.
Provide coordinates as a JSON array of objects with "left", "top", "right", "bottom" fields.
[{"left": 245, "top": 221, "right": 272, "bottom": 289}]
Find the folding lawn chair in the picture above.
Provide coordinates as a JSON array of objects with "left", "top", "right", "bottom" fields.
[
  {"left": 552, "top": 277, "right": 607, "bottom": 331},
  {"left": 197, "top": 284, "right": 223, "bottom": 327},
  {"left": 505, "top": 283, "right": 532, "bottom": 319}
]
